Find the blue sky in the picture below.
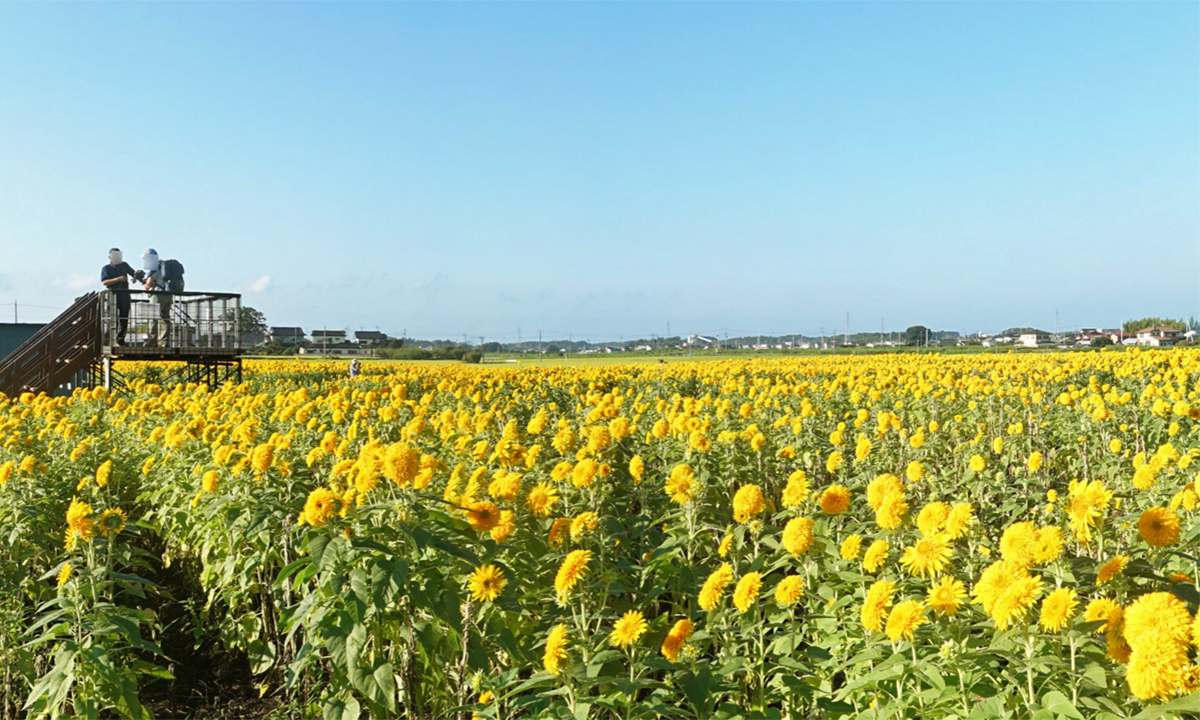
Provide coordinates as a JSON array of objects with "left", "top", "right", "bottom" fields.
[{"left": 1, "top": 3, "right": 1196, "bottom": 341}]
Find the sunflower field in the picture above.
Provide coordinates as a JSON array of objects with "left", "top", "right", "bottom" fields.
[{"left": 1, "top": 350, "right": 1198, "bottom": 720}]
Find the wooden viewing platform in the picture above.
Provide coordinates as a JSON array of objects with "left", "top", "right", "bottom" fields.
[{"left": 0, "top": 289, "right": 246, "bottom": 397}]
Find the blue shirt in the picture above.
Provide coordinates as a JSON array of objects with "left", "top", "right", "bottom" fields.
[{"left": 100, "top": 262, "right": 137, "bottom": 291}]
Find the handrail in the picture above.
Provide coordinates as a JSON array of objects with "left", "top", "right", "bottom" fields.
[
  {"left": 98, "top": 289, "right": 242, "bottom": 352},
  {"left": 0, "top": 292, "right": 101, "bottom": 398}
]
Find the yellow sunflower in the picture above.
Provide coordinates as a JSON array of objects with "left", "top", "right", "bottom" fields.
[
  {"left": 885, "top": 600, "right": 926, "bottom": 642},
  {"left": 661, "top": 618, "right": 694, "bottom": 662},
  {"left": 1038, "top": 587, "right": 1078, "bottom": 632},
  {"left": 899, "top": 533, "right": 952, "bottom": 578},
  {"left": 926, "top": 577, "right": 966, "bottom": 616},
  {"left": 610, "top": 610, "right": 648, "bottom": 649},
  {"left": 732, "top": 484, "right": 766, "bottom": 523},
  {"left": 820, "top": 485, "right": 851, "bottom": 515},
  {"left": 543, "top": 624, "right": 569, "bottom": 675},
  {"left": 98, "top": 508, "right": 128, "bottom": 537},
  {"left": 699, "top": 563, "right": 734, "bottom": 611},
  {"left": 732, "top": 572, "right": 762, "bottom": 612},
  {"left": 861, "top": 579, "right": 895, "bottom": 633},
  {"left": 554, "top": 550, "right": 593, "bottom": 600},
  {"left": 1138, "top": 507, "right": 1181, "bottom": 547},
  {"left": 467, "top": 564, "right": 507, "bottom": 603}
]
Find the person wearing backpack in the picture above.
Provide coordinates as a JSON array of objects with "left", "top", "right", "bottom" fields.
[{"left": 141, "top": 248, "right": 185, "bottom": 347}]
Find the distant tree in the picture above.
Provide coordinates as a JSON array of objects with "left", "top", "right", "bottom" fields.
[
  {"left": 222, "top": 306, "right": 268, "bottom": 336},
  {"left": 905, "top": 326, "right": 931, "bottom": 346},
  {"left": 1189, "top": 317, "right": 1200, "bottom": 333},
  {"left": 1091, "top": 336, "right": 1113, "bottom": 348},
  {"left": 545, "top": 344, "right": 560, "bottom": 355},
  {"left": 1123, "top": 317, "right": 1185, "bottom": 333},
  {"left": 482, "top": 342, "right": 502, "bottom": 353},
  {"left": 251, "top": 339, "right": 298, "bottom": 356},
  {"left": 462, "top": 350, "right": 483, "bottom": 364}
]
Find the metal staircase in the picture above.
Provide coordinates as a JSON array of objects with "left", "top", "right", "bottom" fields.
[{"left": 0, "top": 292, "right": 101, "bottom": 398}]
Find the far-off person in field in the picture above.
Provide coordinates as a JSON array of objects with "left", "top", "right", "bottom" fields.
[{"left": 142, "top": 248, "right": 185, "bottom": 347}]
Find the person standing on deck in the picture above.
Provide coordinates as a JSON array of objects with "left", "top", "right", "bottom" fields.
[
  {"left": 99, "top": 248, "right": 140, "bottom": 346},
  {"left": 141, "top": 248, "right": 178, "bottom": 347}
]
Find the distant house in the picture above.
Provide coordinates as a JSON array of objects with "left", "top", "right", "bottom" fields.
[
  {"left": 1018, "top": 331, "right": 1053, "bottom": 348},
  {"left": 298, "top": 341, "right": 370, "bottom": 356},
  {"left": 311, "top": 330, "right": 347, "bottom": 343},
  {"left": 355, "top": 330, "right": 388, "bottom": 346},
  {"left": 1136, "top": 326, "right": 1183, "bottom": 347},
  {"left": 270, "top": 327, "right": 306, "bottom": 345}
]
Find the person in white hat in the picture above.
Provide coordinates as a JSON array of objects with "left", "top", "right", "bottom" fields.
[{"left": 141, "top": 248, "right": 172, "bottom": 347}]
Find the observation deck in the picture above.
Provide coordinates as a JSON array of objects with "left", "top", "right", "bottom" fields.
[{"left": 0, "top": 289, "right": 245, "bottom": 397}]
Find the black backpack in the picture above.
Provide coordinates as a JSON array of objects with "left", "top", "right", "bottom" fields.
[{"left": 162, "top": 259, "right": 185, "bottom": 281}]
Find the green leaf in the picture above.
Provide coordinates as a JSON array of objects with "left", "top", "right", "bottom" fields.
[
  {"left": 324, "top": 694, "right": 361, "bottom": 720},
  {"left": 248, "top": 639, "right": 276, "bottom": 675},
  {"left": 1041, "top": 690, "right": 1084, "bottom": 720},
  {"left": 310, "top": 533, "right": 331, "bottom": 569},
  {"left": 678, "top": 667, "right": 713, "bottom": 717},
  {"left": 716, "top": 657, "right": 746, "bottom": 677},
  {"left": 373, "top": 661, "right": 398, "bottom": 713},
  {"left": 1130, "top": 691, "right": 1200, "bottom": 720},
  {"left": 1083, "top": 663, "right": 1106, "bottom": 690}
]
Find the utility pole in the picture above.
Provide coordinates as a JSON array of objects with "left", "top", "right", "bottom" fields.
[
  {"left": 568, "top": 334, "right": 572, "bottom": 360},
  {"left": 479, "top": 336, "right": 485, "bottom": 363},
  {"left": 13, "top": 301, "right": 16, "bottom": 323},
  {"left": 538, "top": 330, "right": 542, "bottom": 362}
]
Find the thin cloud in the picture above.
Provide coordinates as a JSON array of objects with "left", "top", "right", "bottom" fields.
[
  {"left": 247, "top": 275, "right": 271, "bottom": 293},
  {"left": 53, "top": 274, "right": 96, "bottom": 291}
]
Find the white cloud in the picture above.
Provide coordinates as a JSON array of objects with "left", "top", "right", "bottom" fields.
[
  {"left": 53, "top": 273, "right": 96, "bottom": 291},
  {"left": 247, "top": 275, "right": 271, "bottom": 293}
]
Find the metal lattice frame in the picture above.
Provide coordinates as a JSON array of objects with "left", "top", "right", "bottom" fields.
[{"left": 87, "top": 357, "right": 242, "bottom": 394}]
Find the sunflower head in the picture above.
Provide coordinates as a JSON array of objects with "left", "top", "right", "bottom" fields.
[{"left": 98, "top": 508, "right": 128, "bottom": 537}]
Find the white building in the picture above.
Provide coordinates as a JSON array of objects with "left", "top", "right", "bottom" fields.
[
  {"left": 1018, "top": 332, "right": 1053, "bottom": 348},
  {"left": 1136, "top": 326, "right": 1184, "bottom": 347}
]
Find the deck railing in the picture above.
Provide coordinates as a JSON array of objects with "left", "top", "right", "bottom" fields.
[{"left": 99, "top": 290, "right": 242, "bottom": 355}]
